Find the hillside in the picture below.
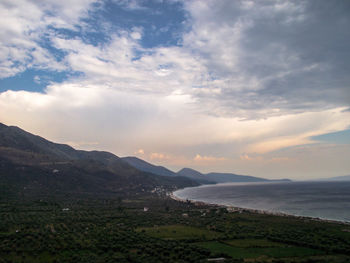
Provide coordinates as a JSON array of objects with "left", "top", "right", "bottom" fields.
[
  {"left": 121, "top": 157, "right": 290, "bottom": 184},
  {"left": 122, "top": 156, "right": 176, "bottom": 177},
  {"left": 178, "top": 167, "right": 270, "bottom": 184},
  {"left": 206, "top": 172, "right": 268, "bottom": 183},
  {"left": 177, "top": 168, "right": 215, "bottom": 184},
  {"left": 0, "top": 123, "right": 198, "bottom": 198}
]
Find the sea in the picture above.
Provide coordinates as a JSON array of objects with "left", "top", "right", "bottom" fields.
[{"left": 173, "top": 181, "right": 350, "bottom": 222}]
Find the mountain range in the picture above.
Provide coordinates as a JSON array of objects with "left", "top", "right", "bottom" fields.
[
  {"left": 122, "top": 156, "right": 290, "bottom": 184},
  {"left": 316, "top": 175, "right": 350, "bottom": 181},
  {"left": 0, "top": 122, "right": 291, "bottom": 199},
  {"left": 0, "top": 123, "right": 197, "bottom": 198}
]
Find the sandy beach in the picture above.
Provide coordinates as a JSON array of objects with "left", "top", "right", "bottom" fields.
[{"left": 170, "top": 188, "right": 350, "bottom": 226}]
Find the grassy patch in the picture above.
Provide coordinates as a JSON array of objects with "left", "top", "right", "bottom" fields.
[
  {"left": 195, "top": 241, "right": 324, "bottom": 259},
  {"left": 195, "top": 241, "right": 256, "bottom": 259},
  {"left": 136, "top": 225, "right": 221, "bottom": 240},
  {"left": 223, "top": 239, "right": 285, "bottom": 248}
]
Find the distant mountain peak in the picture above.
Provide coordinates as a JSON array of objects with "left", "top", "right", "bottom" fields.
[
  {"left": 177, "top": 168, "right": 203, "bottom": 176},
  {"left": 177, "top": 167, "right": 274, "bottom": 184}
]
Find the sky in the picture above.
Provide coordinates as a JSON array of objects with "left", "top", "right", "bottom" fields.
[{"left": 0, "top": 0, "right": 349, "bottom": 180}]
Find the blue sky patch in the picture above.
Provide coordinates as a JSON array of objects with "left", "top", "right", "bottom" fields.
[
  {"left": 311, "top": 129, "right": 350, "bottom": 144},
  {"left": 0, "top": 69, "right": 78, "bottom": 93},
  {"left": 102, "top": 0, "right": 186, "bottom": 48}
]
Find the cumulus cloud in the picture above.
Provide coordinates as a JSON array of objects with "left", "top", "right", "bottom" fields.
[
  {"left": 2, "top": 82, "right": 348, "bottom": 156},
  {"left": 240, "top": 154, "right": 290, "bottom": 163},
  {"left": 135, "top": 149, "right": 145, "bottom": 155},
  {"left": 149, "top": 152, "right": 171, "bottom": 161},
  {"left": 194, "top": 154, "right": 226, "bottom": 162},
  {"left": 0, "top": 0, "right": 97, "bottom": 78}
]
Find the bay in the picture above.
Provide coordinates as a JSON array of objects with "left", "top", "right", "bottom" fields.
[{"left": 174, "top": 181, "right": 350, "bottom": 222}]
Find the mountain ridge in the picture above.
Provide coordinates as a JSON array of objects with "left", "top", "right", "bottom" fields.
[
  {"left": 0, "top": 122, "right": 292, "bottom": 199},
  {"left": 122, "top": 156, "right": 177, "bottom": 177},
  {"left": 316, "top": 175, "right": 350, "bottom": 181},
  {"left": 122, "top": 158, "right": 291, "bottom": 184},
  {"left": 177, "top": 167, "right": 271, "bottom": 183},
  {"left": 0, "top": 123, "right": 198, "bottom": 198}
]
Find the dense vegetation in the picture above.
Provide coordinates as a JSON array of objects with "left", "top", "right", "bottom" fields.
[{"left": 1, "top": 193, "right": 350, "bottom": 263}]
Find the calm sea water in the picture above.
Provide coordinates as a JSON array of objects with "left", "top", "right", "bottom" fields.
[{"left": 174, "top": 181, "right": 350, "bottom": 222}]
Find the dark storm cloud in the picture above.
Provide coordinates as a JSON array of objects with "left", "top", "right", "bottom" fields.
[
  {"left": 186, "top": 0, "right": 350, "bottom": 117},
  {"left": 244, "top": 1, "right": 350, "bottom": 109}
]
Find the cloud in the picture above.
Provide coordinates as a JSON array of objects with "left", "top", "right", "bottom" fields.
[
  {"left": 113, "top": 0, "right": 148, "bottom": 11},
  {"left": 240, "top": 154, "right": 290, "bottom": 163},
  {"left": 149, "top": 152, "right": 170, "bottom": 161},
  {"left": 33, "top": 76, "right": 41, "bottom": 84},
  {"left": 49, "top": 32, "right": 206, "bottom": 98},
  {"left": 194, "top": 154, "right": 226, "bottom": 162},
  {"left": 135, "top": 149, "right": 144, "bottom": 155},
  {"left": 182, "top": 0, "right": 350, "bottom": 117},
  {"left": 240, "top": 154, "right": 259, "bottom": 161},
  {"left": 0, "top": 0, "right": 97, "bottom": 78},
  {"left": 240, "top": 143, "right": 350, "bottom": 180},
  {"left": 3, "top": 0, "right": 349, "bottom": 117},
  {"left": 1, "top": 82, "right": 349, "bottom": 156}
]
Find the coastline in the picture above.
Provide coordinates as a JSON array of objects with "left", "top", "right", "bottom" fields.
[{"left": 169, "top": 187, "right": 350, "bottom": 226}]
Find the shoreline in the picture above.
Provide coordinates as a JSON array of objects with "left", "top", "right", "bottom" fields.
[{"left": 169, "top": 188, "right": 350, "bottom": 226}]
